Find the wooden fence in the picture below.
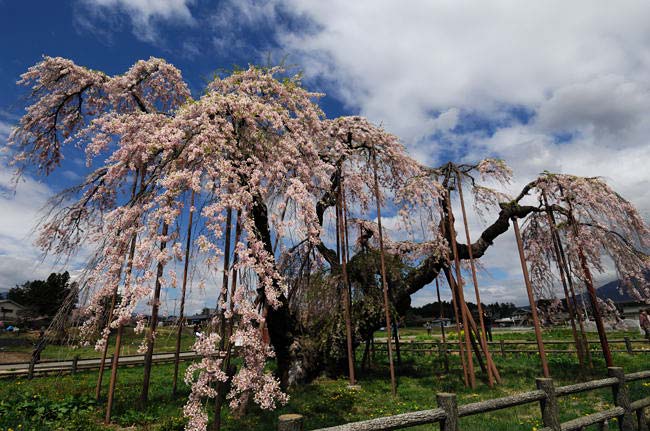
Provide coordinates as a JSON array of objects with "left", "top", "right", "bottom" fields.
[
  {"left": 277, "top": 367, "right": 650, "bottom": 431},
  {"left": 371, "top": 338, "right": 650, "bottom": 357},
  {"left": 0, "top": 350, "right": 201, "bottom": 378}
]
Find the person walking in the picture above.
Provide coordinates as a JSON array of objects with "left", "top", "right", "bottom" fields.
[
  {"left": 640, "top": 309, "right": 650, "bottom": 340},
  {"left": 483, "top": 311, "right": 493, "bottom": 342}
]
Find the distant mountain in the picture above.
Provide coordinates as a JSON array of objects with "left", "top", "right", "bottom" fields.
[{"left": 579, "top": 276, "right": 649, "bottom": 304}]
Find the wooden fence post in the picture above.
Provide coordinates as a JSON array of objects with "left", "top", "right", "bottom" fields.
[
  {"left": 71, "top": 355, "right": 79, "bottom": 374},
  {"left": 608, "top": 367, "right": 634, "bottom": 431},
  {"left": 437, "top": 393, "right": 459, "bottom": 431},
  {"left": 636, "top": 409, "right": 648, "bottom": 430},
  {"left": 500, "top": 340, "right": 506, "bottom": 357},
  {"left": 278, "top": 414, "right": 304, "bottom": 431},
  {"left": 28, "top": 358, "right": 35, "bottom": 380},
  {"left": 623, "top": 337, "right": 633, "bottom": 355},
  {"left": 536, "top": 378, "right": 560, "bottom": 430},
  {"left": 440, "top": 340, "right": 449, "bottom": 373}
]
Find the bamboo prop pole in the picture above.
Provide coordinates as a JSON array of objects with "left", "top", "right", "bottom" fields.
[
  {"left": 105, "top": 169, "right": 145, "bottom": 424},
  {"left": 443, "top": 266, "right": 470, "bottom": 386},
  {"left": 140, "top": 221, "right": 170, "bottom": 404},
  {"left": 512, "top": 216, "right": 550, "bottom": 378},
  {"left": 455, "top": 171, "right": 495, "bottom": 387},
  {"left": 172, "top": 190, "right": 196, "bottom": 396},
  {"left": 576, "top": 243, "right": 613, "bottom": 367},
  {"left": 553, "top": 226, "right": 593, "bottom": 367},
  {"left": 435, "top": 278, "right": 446, "bottom": 343},
  {"left": 95, "top": 265, "right": 122, "bottom": 401},
  {"left": 337, "top": 180, "right": 357, "bottom": 386},
  {"left": 562, "top": 188, "right": 612, "bottom": 367},
  {"left": 435, "top": 278, "right": 449, "bottom": 373},
  {"left": 438, "top": 206, "right": 469, "bottom": 386},
  {"left": 371, "top": 147, "right": 397, "bottom": 397},
  {"left": 213, "top": 211, "right": 242, "bottom": 431},
  {"left": 218, "top": 208, "right": 233, "bottom": 348},
  {"left": 569, "top": 220, "right": 614, "bottom": 367},
  {"left": 446, "top": 270, "right": 502, "bottom": 383},
  {"left": 542, "top": 193, "right": 584, "bottom": 369},
  {"left": 95, "top": 170, "right": 140, "bottom": 401},
  {"left": 445, "top": 189, "right": 476, "bottom": 389},
  {"left": 342, "top": 184, "right": 353, "bottom": 314}
]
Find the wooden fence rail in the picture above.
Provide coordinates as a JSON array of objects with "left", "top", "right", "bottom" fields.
[
  {"left": 370, "top": 337, "right": 650, "bottom": 357},
  {"left": 277, "top": 367, "right": 650, "bottom": 431},
  {"left": 0, "top": 350, "right": 201, "bottom": 378}
]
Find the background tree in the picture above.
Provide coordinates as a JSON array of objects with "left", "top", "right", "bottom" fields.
[{"left": 8, "top": 271, "right": 78, "bottom": 317}]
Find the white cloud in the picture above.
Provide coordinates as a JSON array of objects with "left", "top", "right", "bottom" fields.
[
  {"left": 242, "top": 0, "right": 650, "bottom": 303},
  {"left": 0, "top": 170, "right": 68, "bottom": 291},
  {"left": 78, "top": 0, "right": 196, "bottom": 42}
]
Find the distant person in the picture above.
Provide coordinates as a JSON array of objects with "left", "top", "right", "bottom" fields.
[
  {"left": 424, "top": 322, "right": 431, "bottom": 336},
  {"left": 193, "top": 323, "right": 202, "bottom": 338},
  {"left": 483, "top": 311, "right": 493, "bottom": 342},
  {"left": 640, "top": 310, "right": 650, "bottom": 340}
]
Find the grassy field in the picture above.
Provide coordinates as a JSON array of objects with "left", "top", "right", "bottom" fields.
[
  {"left": 0, "top": 327, "right": 197, "bottom": 363},
  {"left": 1, "top": 329, "right": 649, "bottom": 431}
]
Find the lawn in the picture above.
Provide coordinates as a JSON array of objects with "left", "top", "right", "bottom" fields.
[
  {"left": 1, "top": 329, "right": 649, "bottom": 431},
  {"left": 0, "top": 327, "right": 198, "bottom": 363}
]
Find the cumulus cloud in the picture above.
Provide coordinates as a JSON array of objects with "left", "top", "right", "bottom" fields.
[
  {"left": 76, "top": 0, "right": 196, "bottom": 42},
  {"left": 244, "top": 0, "right": 650, "bottom": 304}
]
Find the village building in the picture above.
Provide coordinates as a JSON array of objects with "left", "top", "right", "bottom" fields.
[{"left": 0, "top": 299, "right": 26, "bottom": 323}]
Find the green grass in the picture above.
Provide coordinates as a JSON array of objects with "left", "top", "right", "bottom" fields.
[
  {"left": 1, "top": 333, "right": 649, "bottom": 430},
  {"left": 0, "top": 327, "right": 197, "bottom": 361}
]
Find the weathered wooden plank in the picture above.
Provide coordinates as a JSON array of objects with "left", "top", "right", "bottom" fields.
[
  {"left": 555, "top": 378, "right": 618, "bottom": 396},
  {"left": 560, "top": 407, "right": 624, "bottom": 431},
  {"left": 278, "top": 414, "right": 304, "bottom": 431},
  {"left": 458, "top": 390, "right": 545, "bottom": 417},
  {"left": 310, "top": 408, "right": 446, "bottom": 431},
  {"left": 624, "top": 370, "right": 650, "bottom": 382}
]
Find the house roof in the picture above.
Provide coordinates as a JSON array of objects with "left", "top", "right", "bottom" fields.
[{"left": 0, "top": 299, "right": 25, "bottom": 309}]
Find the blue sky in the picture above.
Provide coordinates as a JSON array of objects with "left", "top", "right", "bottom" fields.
[{"left": 1, "top": 1, "right": 649, "bottom": 313}]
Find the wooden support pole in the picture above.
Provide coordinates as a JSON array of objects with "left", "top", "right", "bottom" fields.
[
  {"left": 218, "top": 208, "right": 233, "bottom": 347},
  {"left": 371, "top": 148, "right": 397, "bottom": 396},
  {"left": 576, "top": 242, "right": 614, "bottom": 368},
  {"left": 172, "top": 190, "right": 195, "bottom": 397},
  {"left": 448, "top": 273, "right": 501, "bottom": 384},
  {"left": 456, "top": 171, "right": 495, "bottom": 387},
  {"left": 212, "top": 211, "right": 240, "bottom": 431},
  {"left": 435, "top": 278, "right": 446, "bottom": 343},
  {"left": 105, "top": 179, "right": 142, "bottom": 423},
  {"left": 213, "top": 211, "right": 242, "bottom": 431},
  {"left": 561, "top": 188, "right": 606, "bottom": 368},
  {"left": 443, "top": 267, "right": 470, "bottom": 386},
  {"left": 96, "top": 170, "right": 140, "bottom": 401},
  {"left": 435, "top": 278, "right": 449, "bottom": 373},
  {"left": 140, "top": 221, "right": 169, "bottom": 405},
  {"left": 445, "top": 190, "right": 476, "bottom": 388},
  {"left": 543, "top": 193, "right": 585, "bottom": 368},
  {"left": 337, "top": 180, "right": 356, "bottom": 386},
  {"left": 438, "top": 205, "right": 469, "bottom": 386},
  {"left": 551, "top": 215, "right": 593, "bottom": 368},
  {"left": 512, "top": 216, "right": 550, "bottom": 378}
]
